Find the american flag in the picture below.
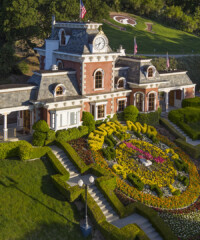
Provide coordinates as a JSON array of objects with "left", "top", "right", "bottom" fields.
[
  {"left": 80, "top": 0, "right": 86, "bottom": 19},
  {"left": 166, "top": 52, "right": 170, "bottom": 69},
  {"left": 134, "top": 37, "right": 137, "bottom": 55}
]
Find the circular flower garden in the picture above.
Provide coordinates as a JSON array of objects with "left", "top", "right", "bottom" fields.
[{"left": 87, "top": 120, "right": 200, "bottom": 209}]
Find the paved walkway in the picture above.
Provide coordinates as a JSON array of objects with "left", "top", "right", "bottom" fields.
[{"left": 50, "top": 145, "right": 163, "bottom": 240}]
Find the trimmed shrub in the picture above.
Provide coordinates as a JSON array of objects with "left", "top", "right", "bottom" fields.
[
  {"left": 29, "top": 147, "right": 49, "bottom": 159},
  {"left": 127, "top": 173, "right": 144, "bottom": 191},
  {"left": 175, "top": 138, "right": 200, "bottom": 159},
  {"left": 182, "top": 97, "right": 200, "bottom": 108},
  {"left": 107, "top": 134, "right": 117, "bottom": 145},
  {"left": 104, "top": 137, "right": 114, "bottom": 147},
  {"left": 47, "top": 129, "right": 56, "bottom": 141},
  {"left": 137, "top": 108, "right": 161, "bottom": 126},
  {"left": 177, "top": 174, "right": 189, "bottom": 186},
  {"left": 124, "top": 105, "right": 139, "bottom": 122},
  {"left": 102, "top": 147, "right": 116, "bottom": 161},
  {"left": 32, "top": 120, "right": 50, "bottom": 133},
  {"left": 56, "top": 141, "right": 90, "bottom": 173},
  {"left": 174, "top": 158, "right": 188, "bottom": 173},
  {"left": 150, "top": 185, "right": 163, "bottom": 198},
  {"left": 82, "top": 111, "right": 95, "bottom": 133},
  {"left": 32, "top": 131, "right": 46, "bottom": 146},
  {"left": 56, "top": 126, "right": 88, "bottom": 142}
]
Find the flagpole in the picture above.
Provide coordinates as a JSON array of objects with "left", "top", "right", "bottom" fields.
[{"left": 79, "top": 0, "right": 81, "bottom": 22}]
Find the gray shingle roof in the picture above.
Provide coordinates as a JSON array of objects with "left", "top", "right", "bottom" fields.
[{"left": 28, "top": 72, "right": 80, "bottom": 101}]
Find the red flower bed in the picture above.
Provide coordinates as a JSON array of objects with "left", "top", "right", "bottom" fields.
[{"left": 69, "top": 138, "right": 94, "bottom": 165}]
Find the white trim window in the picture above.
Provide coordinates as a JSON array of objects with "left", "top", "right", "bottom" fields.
[
  {"left": 90, "top": 101, "right": 107, "bottom": 120},
  {"left": 93, "top": 68, "right": 104, "bottom": 90},
  {"left": 147, "top": 91, "right": 157, "bottom": 112},
  {"left": 134, "top": 92, "right": 145, "bottom": 112},
  {"left": 117, "top": 98, "right": 127, "bottom": 112},
  {"left": 146, "top": 66, "right": 156, "bottom": 78},
  {"left": 116, "top": 77, "right": 126, "bottom": 89},
  {"left": 53, "top": 84, "right": 66, "bottom": 97},
  {"left": 50, "top": 112, "right": 56, "bottom": 129}
]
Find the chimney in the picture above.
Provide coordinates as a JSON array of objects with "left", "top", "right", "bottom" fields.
[{"left": 51, "top": 64, "right": 58, "bottom": 71}]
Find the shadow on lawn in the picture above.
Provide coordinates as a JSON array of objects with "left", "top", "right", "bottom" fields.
[
  {"left": 0, "top": 176, "right": 76, "bottom": 223},
  {"left": 18, "top": 221, "right": 87, "bottom": 240}
]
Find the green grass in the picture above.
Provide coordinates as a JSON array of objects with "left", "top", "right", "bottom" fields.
[
  {"left": 0, "top": 158, "right": 88, "bottom": 240},
  {"left": 103, "top": 13, "right": 200, "bottom": 54}
]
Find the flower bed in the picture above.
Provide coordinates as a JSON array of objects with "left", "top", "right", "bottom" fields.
[{"left": 90, "top": 121, "right": 200, "bottom": 209}]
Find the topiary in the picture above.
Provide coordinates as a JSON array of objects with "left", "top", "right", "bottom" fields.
[
  {"left": 124, "top": 105, "right": 139, "bottom": 122},
  {"left": 32, "top": 120, "right": 50, "bottom": 133},
  {"left": 47, "top": 129, "right": 56, "bottom": 141},
  {"left": 82, "top": 111, "right": 95, "bottom": 133}
]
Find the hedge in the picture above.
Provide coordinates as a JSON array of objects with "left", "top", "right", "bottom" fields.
[
  {"left": 56, "top": 126, "right": 88, "bottom": 142},
  {"left": 55, "top": 140, "right": 90, "bottom": 174},
  {"left": 175, "top": 138, "right": 200, "bottom": 159},
  {"left": 95, "top": 176, "right": 177, "bottom": 240},
  {"left": 137, "top": 108, "right": 161, "bottom": 126},
  {"left": 159, "top": 118, "right": 186, "bottom": 140},
  {"left": 127, "top": 173, "right": 144, "bottom": 191},
  {"left": 182, "top": 97, "right": 200, "bottom": 108}
]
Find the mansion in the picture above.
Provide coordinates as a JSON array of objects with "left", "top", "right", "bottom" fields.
[{"left": 0, "top": 18, "right": 195, "bottom": 141}]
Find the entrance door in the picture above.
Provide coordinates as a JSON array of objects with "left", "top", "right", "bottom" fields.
[
  {"left": 169, "top": 91, "right": 175, "bottom": 106},
  {"left": 23, "top": 110, "right": 30, "bottom": 133}
]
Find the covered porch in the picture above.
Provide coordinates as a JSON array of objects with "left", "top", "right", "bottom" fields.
[
  {"left": 0, "top": 106, "right": 36, "bottom": 141},
  {"left": 158, "top": 88, "right": 185, "bottom": 112}
]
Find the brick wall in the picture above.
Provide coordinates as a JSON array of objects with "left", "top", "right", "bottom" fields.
[
  {"left": 84, "top": 61, "right": 113, "bottom": 94},
  {"left": 185, "top": 87, "right": 195, "bottom": 99}
]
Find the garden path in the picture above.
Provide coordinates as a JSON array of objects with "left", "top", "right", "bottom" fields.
[{"left": 50, "top": 145, "right": 163, "bottom": 240}]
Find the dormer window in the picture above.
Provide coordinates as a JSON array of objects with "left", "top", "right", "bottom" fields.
[
  {"left": 115, "top": 77, "right": 126, "bottom": 89},
  {"left": 148, "top": 68, "right": 153, "bottom": 78},
  {"left": 53, "top": 84, "right": 66, "bottom": 97},
  {"left": 146, "top": 66, "right": 156, "bottom": 78},
  {"left": 56, "top": 86, "right": 63, "bottom": 96}
]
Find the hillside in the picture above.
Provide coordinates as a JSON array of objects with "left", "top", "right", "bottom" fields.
[{"left": 103, "top": 12, "right": 200, "bottom": 54}]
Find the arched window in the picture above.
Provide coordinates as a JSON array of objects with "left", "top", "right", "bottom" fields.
[
  {"left": 135, "top": 93, "right": 143, "bottom": 111},
  {"left": 118, "top": 79, "right": 124, "bottom": 88},
  {"left": 95, "top": 71, "right": 103, "bottom": 89},
  {"left": 148, "top": 68, "right": 153, "bottom": 78},
  {"left": 61, "top": 31, "right": 66, "bottom": 45},
  {"left": 56, "top": 86, "right": 63, "bottom": 96},
  {"left": 148, "top": 93, "right": 155, "bottom": 111}
]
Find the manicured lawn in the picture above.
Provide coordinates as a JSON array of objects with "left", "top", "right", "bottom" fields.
[
  {"left": 103, "top": 13, "right": 200, "bottom": 54},
  {"left": 0, "top": 158, "right": 88, "bottom": 240}
]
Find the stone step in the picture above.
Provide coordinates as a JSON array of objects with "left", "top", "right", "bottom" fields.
[
  {"left": 148, "top": 231, "right": 162, "bottom": 240},
  {"left": 106, "top": 214, "right": 119, "bottom": 223},
  {"left": 141, "top": 222, "right": 153, "bottom": 231},
  {"left": 70, "top": 172, "right": 79, "bottom": 178}
]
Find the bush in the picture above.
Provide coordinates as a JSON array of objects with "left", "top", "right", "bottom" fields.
[
  {"left": 104, "top": 137, "right": 114, "bottom": 147},
  {"left": 32, "top": 120, "right": 50, "bottom": 132},
  {"left": 127, "top": 173, "right": 144, "bottom": 191},
  {"left": 137, "top": 108, "right": 161, "bottom": 126},
  {"left": 150, "top": 185, "right": 163, "bottom": 198},
  {"left": 124, "top": 105, "right": 139, "bottom": 122},
  {"left": 32, "top": 131, "right": 46, "bottom": 146},
  {"left": 107, "top": 134, "right": 117, "bottom": 145},
  {"left": 82, "top": 111, "right": 95, "bottom": 133},
  {"left": 56, "top": 126, "right": 88, "bottom": 142},
  {"left": 177, "top": 174, "right": 189, "bottom": 186},
  {"left": 13, "top": 60, "right": 29, "bottom": 75},
  {"left": 175, "top": 138, "right": 200, "bottom": 159},
  {"left": 174, "top": 158, "right": 188, "bottom": 173},
  {"left": 47, "top": 129, "right": 56, "bottom": 141},
  {"left": 182, "top": 97, "right": 200, "bottom": 108},
  {"left": 102, "top": 147, "right": 116, "bottom": 160},
  {"left": 159, "top": 118, "right": 186, "bottom": 140},
  {"left": 56, "top": 141, "right": 90, "bottom": 174}
]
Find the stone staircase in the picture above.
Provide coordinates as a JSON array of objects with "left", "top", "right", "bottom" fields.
[
  {"left": 88, "top": 185, "right": 119, "bottom": 223},
  {"left": 50, "top": 145, "right": 163, "bottom": 240}
]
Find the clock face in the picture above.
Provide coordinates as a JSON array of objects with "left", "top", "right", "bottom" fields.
[{"left": 94, "top": 37, "right": 106, "bottom": 50}]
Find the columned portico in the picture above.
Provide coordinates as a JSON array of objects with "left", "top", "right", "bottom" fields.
[{"left": 165, "top": 91, "right": 169, "bottom": 112}]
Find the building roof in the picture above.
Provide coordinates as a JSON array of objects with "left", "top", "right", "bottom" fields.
[{"left": 0, "top": 84, "right": 34, "bottom": 90}]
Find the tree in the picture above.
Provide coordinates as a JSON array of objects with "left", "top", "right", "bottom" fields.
[{"left": 124, "top": 105, "right": 139, "bottom": 122}]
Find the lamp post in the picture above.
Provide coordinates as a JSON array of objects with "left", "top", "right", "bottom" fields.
[{"left": 78, "top": 175, "right": 94, "bottom": 237}]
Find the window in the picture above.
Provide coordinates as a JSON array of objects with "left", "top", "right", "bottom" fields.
[
  {"left": 58, "top": 61, "right": 63, "bottom": 70},
  {"left": 118, "top": 100, "right": 125, "bottom": 112},
  {"left": 56, "top": 86, "right": 63, "bottom": 96},
  {"left": 136, "top": 93, "right": 143, "bottom": 111},
  {"left": 51, "top": 113, "right": 55, "bottom": 128},
  {"left": 148, "top": 68, "right": 153, "bottom": 78},
  {"left": 60, "top": 114, "right": 62, "bottom": 127},
  {"left": 118, "top": 79, "right": 124, "bottom": 88},
  {"left": 61, "top": 31, "right": 66, "bottom": 45},
  {"left": 70, "top": 112, "right": 77, "bottom": 125},
  {"left": 97, "top": 105, "right": 104, "bottom": 118},
  {"left": 148, "top": 93, "right": 155, "bottom": 111},
  {"left": 95, "top": 71, "right": 103, "bottom": 89},
  {"left": 91, "top": 105, "right": 95, "bottom": 117}
]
